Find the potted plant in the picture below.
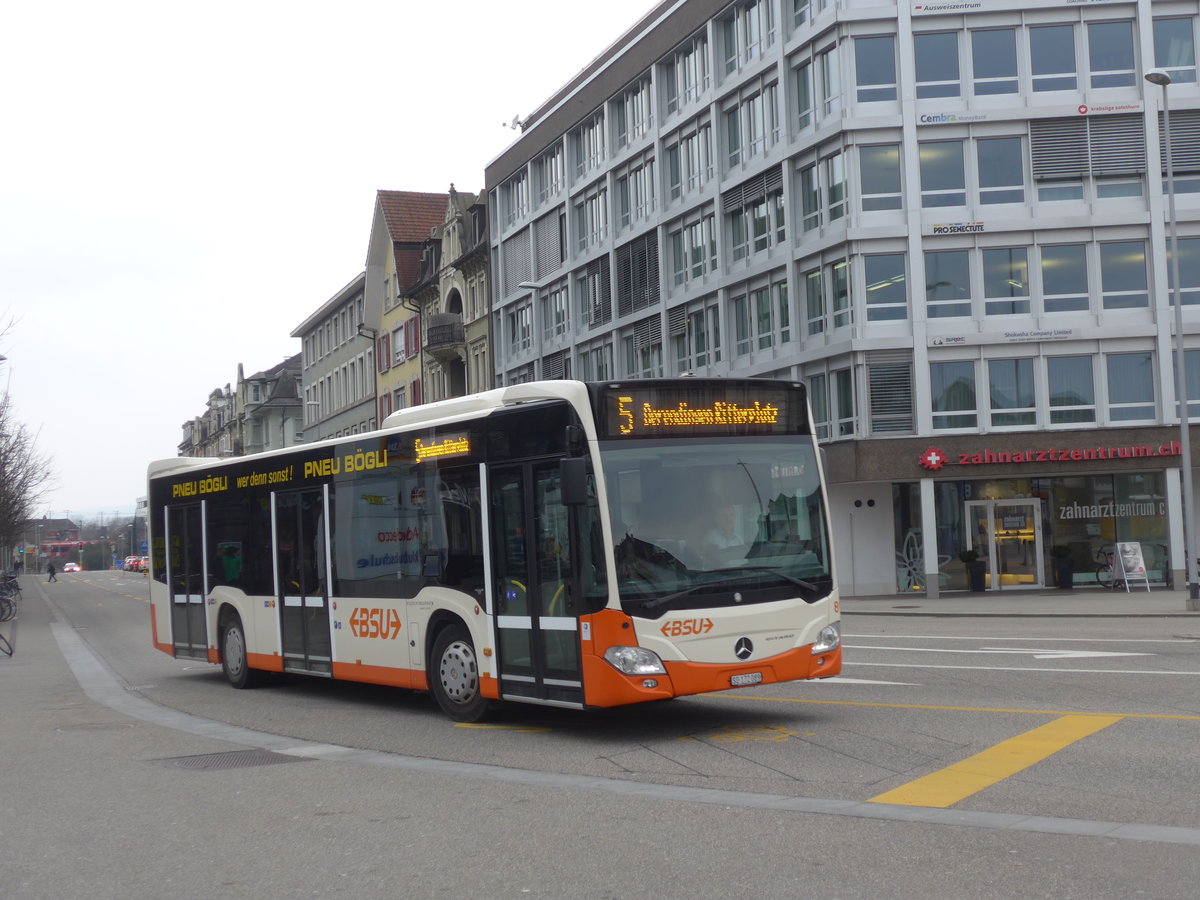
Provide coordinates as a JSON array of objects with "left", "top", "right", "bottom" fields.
[
  {"left": 1050, "top": 545, "right": 1074, "bottom": 590},
  {"left": 959, "top": 548, "right": 987, "bottom": 592}
]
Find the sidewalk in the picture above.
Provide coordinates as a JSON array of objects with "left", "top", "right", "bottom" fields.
[{"left": 845, "top": 586, "right": 1200, "bottom": 616}]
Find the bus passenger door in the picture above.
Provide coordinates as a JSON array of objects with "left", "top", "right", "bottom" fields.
[
  {"left": 275, "top": 487, "right": 333, "bottom": 675},
  {"left": 489, "top": 462, "right": 583, "bottom": 708},
  {"left": 167, "top": 503, "right": 208, "bottom": 660}
]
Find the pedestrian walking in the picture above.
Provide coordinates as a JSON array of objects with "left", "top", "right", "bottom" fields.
[{"left": 47, "top": 562, "right": 57, "bottom": 583}]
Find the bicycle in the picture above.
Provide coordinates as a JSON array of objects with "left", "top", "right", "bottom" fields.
[
  {"left": 1094, "top": 546, "right": 1126, "bottom": 591},
  {"left": 0, "top": 573, "right": 20, "bottom": 622}
]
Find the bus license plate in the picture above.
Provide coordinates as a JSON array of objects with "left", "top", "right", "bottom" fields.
[{"left": 730, "top": 672, "right": 762, "bottom": 686}]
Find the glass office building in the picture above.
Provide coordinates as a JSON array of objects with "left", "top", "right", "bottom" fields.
[{"left": 485, "top": 0, "right": 1200, "bottom": 595}]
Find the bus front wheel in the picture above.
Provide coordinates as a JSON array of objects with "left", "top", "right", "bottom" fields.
[
  {"left": 221, "top": 615, "right": 264, "bottom": 689},
  {"left": 430, "top": 624, "right": 489, "bottom": 722}
]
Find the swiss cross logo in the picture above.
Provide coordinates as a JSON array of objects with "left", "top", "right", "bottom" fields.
[{"left": 919, "top": 447, "right": 948, "bottom": 470}]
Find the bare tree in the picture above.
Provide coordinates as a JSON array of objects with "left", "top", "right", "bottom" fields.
[{"left": 0, "top": 320, "right": 55, "bottom": 557}]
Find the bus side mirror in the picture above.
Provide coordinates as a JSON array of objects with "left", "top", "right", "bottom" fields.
[{"left": 560, "top": 457, "right": 588, "bottom": 506}]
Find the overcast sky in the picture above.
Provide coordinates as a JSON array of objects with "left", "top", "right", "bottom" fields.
[{"left": 1, "top": 0, "right": 659, "bottom": 522}]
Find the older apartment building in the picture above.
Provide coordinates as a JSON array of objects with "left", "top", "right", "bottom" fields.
[{"left": 485, "top": 0, "right": 1200, "bottom": 595}]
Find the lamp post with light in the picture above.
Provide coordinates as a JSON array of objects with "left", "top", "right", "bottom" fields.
[{"left": 1146, "top": 68, "right": 1200, "bottom": 609}]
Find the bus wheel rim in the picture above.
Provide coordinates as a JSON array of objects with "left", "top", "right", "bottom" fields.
[
  {"left": 440, "top": 641, "right": 478, "bottom": 703},
  {"left": 225, "top": 627, "right": 245, "bottom": 676}
]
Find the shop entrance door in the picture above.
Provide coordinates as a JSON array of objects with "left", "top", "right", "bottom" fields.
[{"left": 964, "top": 499, "right": 1044, "bottom": 590}]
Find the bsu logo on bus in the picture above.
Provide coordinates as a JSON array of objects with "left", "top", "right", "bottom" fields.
[{"left": 349, "top": 607, "right": 402, "bottom": 640}]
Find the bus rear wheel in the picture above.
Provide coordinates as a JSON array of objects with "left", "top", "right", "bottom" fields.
[
  {"left": 430, "top": 624, "right": 489, "bottom": 722},
  {"left": 221, "top": 615, "right": 264, "bottom": 689}
]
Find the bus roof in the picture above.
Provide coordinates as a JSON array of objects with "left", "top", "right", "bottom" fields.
[{"left": 148, "top": 380, "right": 595, "bottom": 480}]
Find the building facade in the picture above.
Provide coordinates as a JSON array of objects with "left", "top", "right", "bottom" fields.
[
  {"left": 292, "top": 272, "right": 375, "bottom": 441},
  {"left": 407, "top": 186, "right": 492, "bottom": 402},
  {"left": 484, "top": 0, "right": 1200, "bottom": 595},
  {"left": 369, "top": 190, "right": 450, "bottom": 421},
  {"left": 178, "top": 385, "right": 237, "bottom": 458},
  {"left": 235, "top": 355, "right": 304, "bottom": 455}
]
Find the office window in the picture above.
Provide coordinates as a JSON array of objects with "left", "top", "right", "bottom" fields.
[
  {"left": 804, "top": 266, "right": 824, "bottom": 335},
  {"left": 810, "top": 371, "right": 830, "bottom": 440},
  {"left": 574, "top": 185, "right": 608, "bottom": 251},
  {"left": 728, "top": 193, "right": 781, "bottom": 258},
  {"left": 855, "top": 35, "right": 897, "bottom": 102},
  {"left": 614, "top": 156, "right": 655, "bottom": 229},
  {"left": 725, "top": 83, "right": 779, "bottom": 167},
  {"left": 669, "top": 212, "right": 717, "bottom": 286},
  {"left": 793, "top": 0, "right": 811, "bottom": 29},
  {"left": 1088, "top": 21, "right": 1135, "bottom": 89},
  {"left": 983, "top": 247, "right": 1029, "bottom": 316},
  {"left": 534, "top": 144, "right": 564, "bottom": 205},
  {"left": 925, "top": 250, "right": 971, "bottom": 317},
  {"left": 972, "top": 28, "right": 1017, "bottom": 95},
  {"left": 915, "top": 32, "right": 960, "bottom": 98},
  {"left": 795, "top": 61, "right": 814, "bottom": 129},
  {"left": 931, "top": 361, "right": 977, "bottom": 429},
  {"left": 825, "top": 152, "right": 846, "bottom": 220},
  {"left": 507, "top": 304, "right": 532, "bottom": 354},
  {"left": 919, "top": 140, "right": 966, "bottom": 207},
  {"left": 1155, "top": 18, "right": 1198, "bottom": 84},
  {"left": 1106, "top": 353, "right": 1155, "bottom": 421},
  {"left": 731, "top": 279, "right": 789, "bottom": 354},
  {"left": 755, "top": 286, "right": 773, "bottom": 349},
  {"left": 1168, "top": 236, "right": 1200, "bottom": 305},
  {"left": 860, "top": 144, "right": 902, "bottom": 210},
  {"left": 722, "top": 0, "right": 776, "bottom": 73},
  {"left": 503, "top": 170, "right": 529, "bottom": 225},
  {"left": 674, "top": 303, "right": 722, "bottom": 371},
  {"left": 1031, "top": 25, "right": 1077, "bottom": 92},
  {"left": 977, "top": 137, "right": 1024, "bottom": 204},
  {"left": 865, "top": 253, "right": 907, "bottom": 321},
  {"left": 1100, "top": 241, "right": 1148, "bottom": 309},
  {"left": 819, "top": 45, "right": 841, "bottom": 116},
  {"left": 1037, "top": 178, "right": 1084, "bottom": 202},
  {"left": 666, "top": 122, "right": 714, "bottom": 200},
  {"left": 800, "top": 163, "right": 820, "bottom": 231},
  {"left": 541, "top": 285, "right": 569, "bottom": 340},
  {"left": 989, "top": 358, "right": 1035, "bottom": 427},
  {"left": 572, "top": 113, "right": 605, "bottom": 178},
  {"left": 834, "top": 367, "right": 855, "bottom": 436},
  {"left": 662, "top": 34, "right": 710, "bottom": 115},
  {"left": 1041, "top": 244, "right": 1089, "bottom": 313},
  {"left": 830, "top": 260, "right": 850, "bottom": 328},
  {"left": 1048, "top": 356, "right": 1095, "bottom": 424},
  {"left": 612, "top": 77, "right": 652, "bottom": 150}
]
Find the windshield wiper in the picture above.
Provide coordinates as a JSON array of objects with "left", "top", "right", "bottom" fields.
[
  {"left": 639, "top": 568, "right": 820, "bottom": 612},
  {"left": 706, "top": 566, "right": 819, "bottom": 593}
]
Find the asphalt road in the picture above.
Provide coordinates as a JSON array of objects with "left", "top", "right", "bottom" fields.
[{"left": 4, "top": 571, "right": 1200, "bottom": 899}]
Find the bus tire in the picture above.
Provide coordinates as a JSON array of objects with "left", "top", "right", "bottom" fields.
[
  {"left": 221, "top": 614, "right": 264, "bottom": 689},
  {"left": 430, "top": 624, "right": 489, "bottom": 722}
]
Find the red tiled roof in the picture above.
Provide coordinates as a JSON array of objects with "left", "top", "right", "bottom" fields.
[{"left": 377, "top": 190, "right": 448, "bottom": 244}]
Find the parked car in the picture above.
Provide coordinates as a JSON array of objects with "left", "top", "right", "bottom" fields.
[{"left": 63, "top": 562, "right": 80, "bottom": 573}]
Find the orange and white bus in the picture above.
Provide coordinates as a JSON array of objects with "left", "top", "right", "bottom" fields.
[{"left": 147, "top": 378, "right": 840, "bottom": 720}]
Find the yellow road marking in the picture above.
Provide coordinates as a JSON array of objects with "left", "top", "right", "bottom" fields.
[
  {"left": 868, "top": 714, "right": 1124, "bottom": 808},
  {"left": 719, "top": 693, "right": 1200, "bottom": 721}
]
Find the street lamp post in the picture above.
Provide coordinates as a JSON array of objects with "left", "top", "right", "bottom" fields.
[{"left": 1146, "top": 69, "right": 1200, "bottom": 610}]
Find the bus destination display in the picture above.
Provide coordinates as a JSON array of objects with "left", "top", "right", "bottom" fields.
[{"left": 599, "top": 382, "right": 803, "bottom": 438}]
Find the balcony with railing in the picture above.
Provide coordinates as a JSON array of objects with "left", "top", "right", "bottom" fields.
[{"left": 425, "top": 312, "right": 465, "bottom": 363}]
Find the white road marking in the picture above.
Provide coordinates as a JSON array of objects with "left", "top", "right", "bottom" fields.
[
  {"left": 849, "top": 644, "right": 1150, "bottom": 660},
  {"left": 851, "top": 661, "right": 1200, "bottom": 675}
]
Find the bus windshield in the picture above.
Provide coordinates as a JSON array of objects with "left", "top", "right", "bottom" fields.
[{"left": 599, "top": 436, "right": 832, "bottom": 618}]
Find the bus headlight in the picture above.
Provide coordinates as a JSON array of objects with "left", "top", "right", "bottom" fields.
[
  {"left": 812, "top": 623, "right": 841, "bottom": 655},
  {"left": 604, "top": 645, "right": 667, "bottom": 676}
]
